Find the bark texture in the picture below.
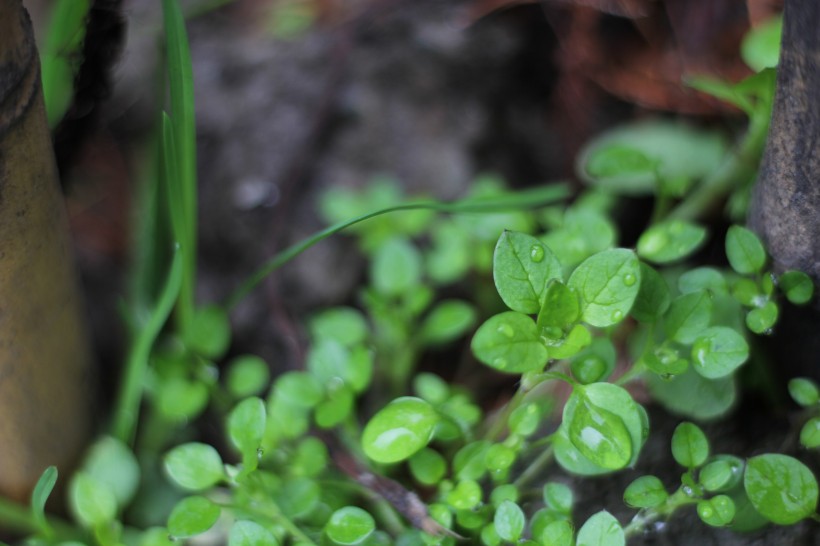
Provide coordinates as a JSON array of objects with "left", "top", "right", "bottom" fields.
[
  {"left": 0, "top": 0, "right": 93, "bottom": 502},
  {"left": 749, "top": 0, "right": 820, "bottom": 285}
]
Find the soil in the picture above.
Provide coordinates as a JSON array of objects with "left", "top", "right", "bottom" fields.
[{"left": 58, "top": 0, "right": 820, "bottom": 544}]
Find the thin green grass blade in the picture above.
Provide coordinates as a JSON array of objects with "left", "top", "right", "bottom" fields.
[
  {"left": 30, "top": 466, "right": 57, "bottom": 537},
  {"left": 161, "top": 0, "right": 197, "bottom": 330},
  {"left": 224, "top": 183, "right": 570, "bottom": 310}
]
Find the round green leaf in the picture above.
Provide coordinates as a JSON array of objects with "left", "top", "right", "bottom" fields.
[
  {"left": 779, "top": 270, "right": 814, "bottom": 305},
  {"left": 408, "top": 448, "right": 447, "bottom": 485},
  {"left": 664, "top": 290, "right": 713, "bottom": 344},
  {"left": 275, "top": 371, "right": 324, "bottom": 409},
  {"left": 413, "top": 373, "right": 450, "bottom": 404},
  {"left": 671, "top": 422, "right": 709, "bottom": 468},
  {"left": 446, "top": 480, "right": 483, "bottom": 510},
  {"left": 788, "top": 377, "right": 820, "bottom": 407},
  {"left": 277, "top": 477, "right": 320, "bottom": 519},
  {"left": 648, "top": 367, "right": 736, "bottom": 420},
  {"left": 83, "top": 436, "right": 140, "bottom": 508},
  {"left": 543, "top": 482, "right": 573, "bottom": 515},
  {"left": 69, "top": 472, "right": 117, "bottom": 528},
  {"left": 725, "top": 226, "right": 766, "bottom": 275},
  {"left": 508, "top": 402, "right": 542, "bottom": 437},
  {"left": 225, "top": 355, "right": 270, "bottom": 398},
  {"left": 484, "top": 444, "right": 516, "bottom": 473},
  {"left": 576, "top": 510, "right": 624, "bottom": 546},
  {"left": 537, "top": 280, "right": 581, "bottom": 331},
  {"left": 691, "top": 326, "right": 749, "bottom": 379},
  {"left": 540, "top": 208, "right": 616, "bottom": 268},
  {"left": 800, "top": 417, "right": 820, "bottom": 449},
  {"left": 167, "top": 496, "right": 221, "bottom": 538},
  {"left": 490, "top": 484, "right": 519, "bottom": 507},
  {"left": 418, "top": 300, "right": 476, "bottom": 346},
  {"left": 745, "top": 301, "right": 778, "bottom": 334},
  {"left": 700, "top": 458, "right": 743, "bottom": 493},
  {"left": 371, "top": 237, "right": 422, "bottom": 296},
  {"left": 314, "top": 384, "right": 355, "bottom": 429},
  {"left": 697, "top": 495, "right": 735, "bottom": 527},
  {"left": 566, "top": 395, "right": 632, "bottom": 470},
  {"left": 309, "top": 306, "right": 368, "bottom": 346},
  {"left": 325, "top": 507, "right": 375, "bottom": 545},
  {"left": 678, "top": 267, "right": 728, "bottom": 296},
  {"left": 229, "top": 520, "right": 279, "bottom": 546},
  {"left": 577, "top": 120, "right": 727, "bottom": 196},
  {"left": 156, "top": 377, "right": 209, "bottom": 422},
  {"left": 567, "top": 249, "right": 641, "bottom": 327},
  {"left": 227, "top": 397, "right": 267, "bottom": 460},
  {"left": 493, "top": 231, "right": 562, "bottom": 314},
  {"left": 745, "top": 454, "right": 819, "bottom": 525},
  {"left": 471, "top": 312, "right": 548, "bottom": 373},
  {"left": 623, "top": 476, "right": 668, "bottom": 508},
  {"left": 741, "top": 14, "right": 782, "bottom": 71},
  {"left": 637, "top": 221, "right": 707, "bottom": 264},
  {"left": 453, "top": 441, "right": 490, "bottom": 480},
  {"left": 630, "top": 262, "right": 671, "bottom": 323},
  {"left": 164, "top": 443, "right": 224, "bottom": 491},
  {"left": 494, "top": 501, "right": 525, "bottom": 542},
  {"left": 362, "top": 397, "right": 439, "bottom": 463},
  {"left": 183, "top": 305, "right": 231, "bottom": 359},
  {"left": 539, "top": 519, "right": 574, "bottom": 546}
]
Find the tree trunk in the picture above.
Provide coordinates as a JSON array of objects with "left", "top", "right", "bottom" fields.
[
  {"left": 749, "top": 0, "right": 820, "bottom": 381},
  {"left": 749, "top": 0, "right": 820, "bottom": 284},
  {"left": 0, "top": 0, "right": 93, "bottom": 502}
]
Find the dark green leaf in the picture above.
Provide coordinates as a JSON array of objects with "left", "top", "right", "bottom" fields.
[
  {"left": 789, "top": 378, "right": 820, "bottom": 407},
  {"left": 744, "top": 454, "right": 818, "bottom": 525},
  {"left": 471, "top": 312, "right": 548, "bottom": 373},
  {"left": 567, "top": 249, "right": 641, "bottom": 327},
  {"left": 493, "top": 231, "right": 562, "bottom": 314},
  {"left": 630, "top": 262, "right": 671, "bottom": 323},
  {"left": 725, "top": 226, "right": 766, "bottom": 275},
  {"left": 537, "top": 281, "right": 581, "bottom": 331}
]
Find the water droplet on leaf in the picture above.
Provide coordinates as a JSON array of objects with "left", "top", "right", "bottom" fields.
[
  {"left": 692, "top": 338, "right": 712, "bottom": 367},
  {"left": 530, "top": 245, "right": 545, "bottom": 263},
  {"left": 623, "top": 273, "right": 637, "bottom": 286},
  {"left": 493, "top": 358, "right": 508, "bottom": 370},
  {"left": 496, "top": 323, "right": 515, "bottom": 338},
  {"left": 611, "top": 310, "right": 624, "bottom": 322}
]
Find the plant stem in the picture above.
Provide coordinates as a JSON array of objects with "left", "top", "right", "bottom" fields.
[
  {"left": 224, "top": 184, "right": 570, "bottom": 310},
  {"left": 667, "top": 115, "right": 769, "bottom": 222},
  {"left": 0, "top": 496, "right": 81, "bottom": 540}
]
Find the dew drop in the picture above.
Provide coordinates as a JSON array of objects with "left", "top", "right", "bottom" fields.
[
  {"left": 611, "top": 310, "right": 624, "bottom": 322},
  {"left": 700, "top": 506, "right": 714, "bottom": 518},
  {"left": 682, "top": 485, "right": 695, "bottom": 497},
  {"left": 530, "top": 245, "right": 545, "bottom": 263},
  {"left": 623, "top": 273, "right": 637, "bottom": 287},
  {"left": 493, "top": 357, "right": 508, "bottom": 370},
  {"left": 497, "top": 323, "right": 515, "bottom": 338}
]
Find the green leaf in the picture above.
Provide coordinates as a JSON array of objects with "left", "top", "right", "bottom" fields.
[
  {"left": 315, "top": 384, "right": 355, "bottom": 428},
  {"left": 539, "top": 520, "right": 574, "bottom": 546},
  {"left": 418, "top": 300, "right": 476, "bottom": 347},
  {"left": 700, "top": 456, "right": 744, "bottom": 492},
  {"left": 413, "top": 373, "right": 450, "bottom": 404},
  {"left": 225, "top": 355, "right": 270, "bottom": 398},
  {"left": 471, "top": 312, "right": 548, "bottom": 373},
  {"left": 800, "top": 417, "right": 820, "bottom": 449},
  {"left": 543, "top": 483, "right": 573, "bottom": 515},
  {"left": 577, "top": 120, "right": 727, "bottom": 196},
  {"left": 446, "top": 480, "right": 483, "bottom": 510},
  {"left": 548, "top": 324, "right": 593, "bottom": 361},
  {"left": 83, "top": 436, "right": 140, "bottom": 508},
  {"left": 567, "top": 249, "right": 641, "bottom": 327},
  {"left": 453, "top": 441, "right": 491, "bottom": 481},
  {"left": 779, "top": 270, "right": 814, "bottom": 305},
  {"left": 570, "top": 351, "right": 608, "bottom": 384},
  {"left": 741, "top": 14, "right": 782, "bottom": 71},
  {"left": 69, "top": 472, "right": 117, "bottom": 528},
  {"left": 563, "top": 387, "right": 635, "bottom": 471},
  {"left": 309, "top": 307, "right": 368, "bottom": 346},
  {"left": 409, "top": 449, "right": 447, "bottom": 485},
  {"left": 362, "top": 397, "right": 439, "bottom": 463},
  {"left": 508, "top": 403, "right": 542, "bottom": 437},
  {"left": 648, "top": 367, "right": 736, "bottom": 420},
  {"left": 277, "top": 477, "right": 320, "bottom": 518},
  {"left": 585, "top": 145, "right": 656, "bottom": 179},
  {"left": 493, "top": 231, "right": 562, "bottom": 314},
  {"left": 637, "top": 221, "right": 707, "bottom": 264},
  {"left": 227, "top": 397, "right": 267, "bottom": 466},
  {"left": 156, "top": 377, "right": 209, "bottom": 422},
  {"left": 491, "top": 484, "right": 519, "bottom": 507},
  {"left": 31, "top": 466, "right": 57, "bottom": 533},
  {"left": 275, "top": 371, "right": 324, "bottom": 408},
  {"left": 576, "top": 510, "right": 624, "bottom": 546},
  {"left": 671, "top": 422, "right": 710, "bottom": 468},
  {"left": 229, "top": 520, "right": 279, "bottom": 546},
  {"left": 789, "top": 378, "right": 820, "bottom": 407},
  {"left": 664, "top": 290, "right": 713, "bottom": 344},
  {"left": 164, "top": 443, "right": 224, "bottom": 491},
  {"left": 307, "top": 339, "right": 351, "bottom": 387},
  {"left": 725, "top": 226, "right": 766, "bottom": 275},
  {"left": 167, "top": 496, "right": 221, "bottom": 538},
  {"left": 630, "top": 262, "right": 671, "bottom": 323},
  {"left": 537, "top": 280, "right": 582, "bottom": 332},
  {"left": 484, "top": 444, "right": 516, "bottom": 472},
  {"left": 745, "top": 301, "right": 779, "bottom": 334},
  {"left": 691, "top": 326, "right": 749, "bottom": 379},
  {"left": 494, "top": 501, "right": 525, "bottom": 542},
  {"left": 325, "top": 507, "right": 375, "bottom": 545},
  {"left": 678, "top": 267, "right": 728, "bottom": 296},
  {"left": 371, "top": 237, "right": 422, "bottom": 296},
  {"left": 623, "top": 476, "right": 668, "bottom": 508},
  {"left": 697, "top": 495, "right": 736, "bottom": 527},
  {"left": 183, "top": 306, "right": 231, "bottom": 359},
  {"left": 541, "top": 208, "right": 617, "bottom": 269},
  {"left": 744, "top": 454, "right": 818, "bottom": 525}
]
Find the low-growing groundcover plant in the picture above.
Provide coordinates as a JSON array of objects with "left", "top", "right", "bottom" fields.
[{"left": 1, "top": 3, "right": 819, "bottom": 546}]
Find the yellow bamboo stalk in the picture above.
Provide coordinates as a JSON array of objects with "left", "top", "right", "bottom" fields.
[{"left": 0, "top": 0, "right": 93, "bottom": 502}]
